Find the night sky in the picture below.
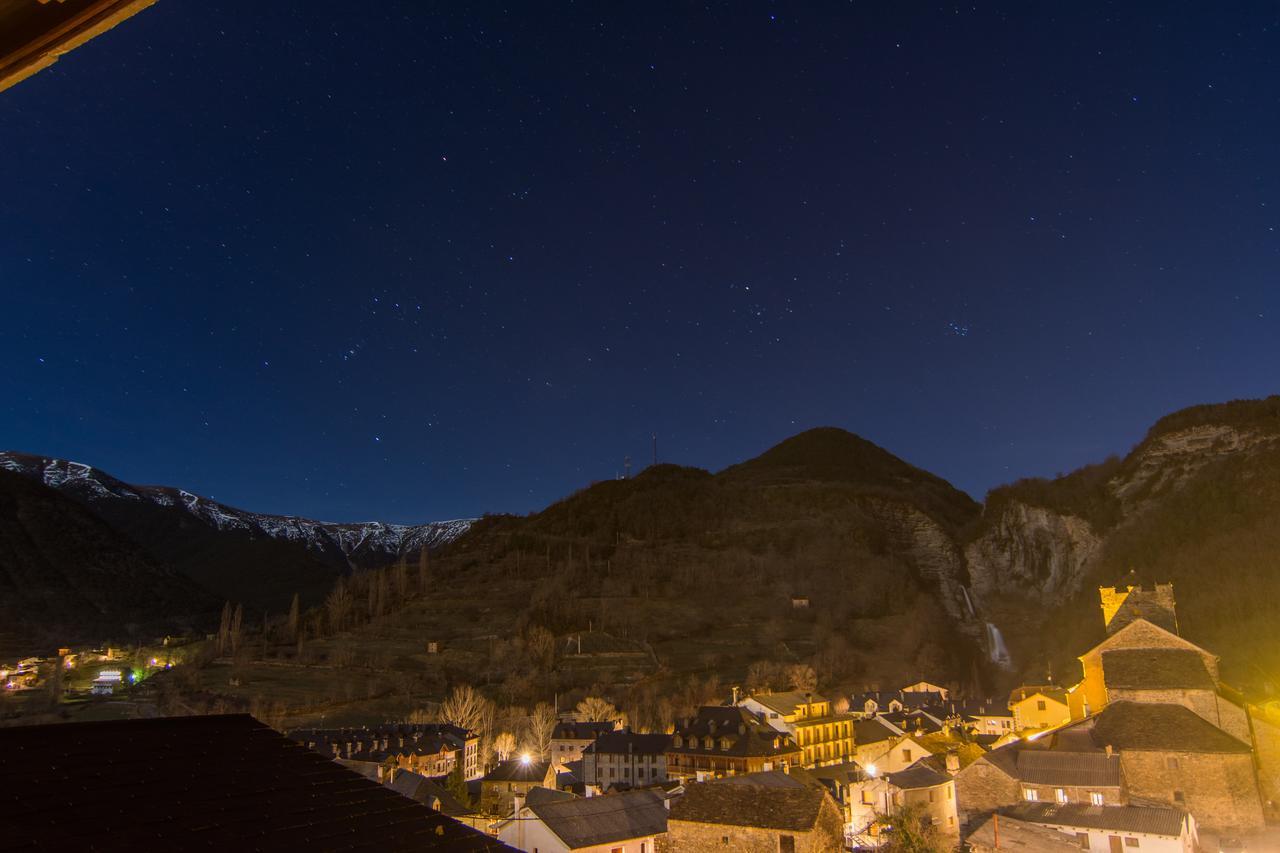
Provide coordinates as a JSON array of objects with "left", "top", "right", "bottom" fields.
[{"left": 3, "top": 3, "right": 1279, "bottom": 524}]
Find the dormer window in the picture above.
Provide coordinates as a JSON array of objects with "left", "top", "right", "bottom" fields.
[
  {"left": 720, "top": 737, "right": 731, "bottom": 751},
  {"left": 673, "top": 735, "right": 683, "bottom": 748},
  {"left": 703, "top": 736, "right": 713, "bottom": 750}
]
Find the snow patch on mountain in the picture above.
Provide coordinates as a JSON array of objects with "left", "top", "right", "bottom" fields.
[{"left": 0, "top": 451, "right": 473, "bottom": 560}]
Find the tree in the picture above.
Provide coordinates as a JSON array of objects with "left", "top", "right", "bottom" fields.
[
  {"left": 876, "top": 804, "right": 947, "bottom": 853},
  {"left": 788, "top": 663, "right": 818, "bottom": 694},
  {"left": 526, "top": 702, "right": 557, "bottom": 759},
  {"left": 492, "top": 731, "right": 517, "bottom": 763},
  {"left": 229, "top": 603, "right": 245, "bottom": 655},
  {"left": 575, "top": 696, "right": 618, "bottom": 723},
  {"left": 287, "top": 593, "right": 300, "bottom": 643},
  {"left": 325, "top": 578, "right": 352, "bottom": 634},
  {"left": 445, "top": 758, "right": 469, "bottom": 806},
  {"left": 217, "top": 601, "right": 233, "bottom": 655},
  {"left": 526, "top": 625, "right": 555, "bottom": 671},
  {"left": 441, "top": 684, "right": 495, "bottom": 736}
]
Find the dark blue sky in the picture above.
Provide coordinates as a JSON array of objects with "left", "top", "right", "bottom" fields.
[{"left": 3, "top": 2, "right": 1278, "bottom": 523}]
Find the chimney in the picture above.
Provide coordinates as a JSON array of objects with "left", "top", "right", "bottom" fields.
[
  {"left": 1105, "top": 744, "right": 1113, "bottom": 757},
  {"left": 945, "top": 751, "right": 960, "bottom": 774}
]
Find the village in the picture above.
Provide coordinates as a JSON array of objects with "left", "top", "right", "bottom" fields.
[{"left": 5, "top": 579, "right": 1278, "bottom": 852}]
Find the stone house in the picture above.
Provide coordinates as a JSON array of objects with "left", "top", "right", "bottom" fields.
[
  {"left": 663, "top": 779, "right": 844, "bottom": 852},
  {"left": 737, "top": 691, "right": 856, "bottom": 767},
  {"left": 480, "top": 758, "right": 556, "bottom": 816},
  {"left": 582, "top": 730, "right": 671, "bottom": 791},
  {"left": 666, "top": 706, "right": 801, "bottom": 781},
  {"left": 886, "top": 759, "right": 960, "bottom": 840},
  {"left": 852, "top": 717, "right": 932, "bottom": 775}
]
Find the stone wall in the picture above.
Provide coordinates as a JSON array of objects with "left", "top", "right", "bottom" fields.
[
  {"left": 955, "top": 760, "right": 1020, "bottom": 822},
  {"left": 1120, "top": 750, "right": 1263, "bottom": 833}
]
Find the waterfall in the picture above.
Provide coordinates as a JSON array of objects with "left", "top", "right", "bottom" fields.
[
  {"left": 960, "top": 586, "right": 977, "bottom": 620},
  {"left": 985, "top": 622, "right": 1012, "bottom": 668}
]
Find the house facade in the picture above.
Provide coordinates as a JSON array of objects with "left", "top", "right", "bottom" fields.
[
  {"left": 582, "top": 730, "right": 671, "bottom": 790},
  {"left": 666, "top": 706, "right": 802, "bottom": 781},
  {"left": 737, "top": 691, "right": 855, "bottom": 767}
]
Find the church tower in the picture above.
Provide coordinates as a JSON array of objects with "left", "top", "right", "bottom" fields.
[{"left": 1099, "top": 573, "right": 1179, "bottom": 635}]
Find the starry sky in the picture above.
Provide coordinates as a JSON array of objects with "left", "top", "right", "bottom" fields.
[{"left": 2, "top": 2, "right": 1279, "bottom": 523}]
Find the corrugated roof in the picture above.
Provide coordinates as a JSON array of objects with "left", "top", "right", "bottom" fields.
[
  {"left": 1015, "top": 751, "right": 1122, "bottom": 787},
  {"left": 1008, "top": 802, "right": 1188, "bottom": 837},
  {"left": 531, "top": 789, "right": 668, "bottom": 847},
  {"left": 1101, "top": 648, "right": 1216, "bottom": 691},
  {"left": 0, "top": 714, "right": 510, "bottom": 852}
]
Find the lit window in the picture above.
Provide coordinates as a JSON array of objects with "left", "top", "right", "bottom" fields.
[
  {"left": 1056, "top": 788, "right": 1068, "bottom": 804},
  {"left": 902, "top": 749, "right": 912, "bottom": 762},
  {"left": 1090, "top": 792, "right": 1103, "bottom": 806},
  {"left": 1023, "top": 788, "right": 1039, "bottom": 802},
  {"left": 1124, "top": 839, "right": 1139, "bottom": 848}
]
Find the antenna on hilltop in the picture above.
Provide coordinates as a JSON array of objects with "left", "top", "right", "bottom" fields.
[
  {"left": 652, "top": 432, "right": 658, "bottom": 466},
  {"left": 624, "top": 455, "right": 632, "bottom": 479}
]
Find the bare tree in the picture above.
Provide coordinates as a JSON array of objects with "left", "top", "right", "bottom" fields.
[
  {"left": 575, "top": 696, "right": 618, "bottom": 723},
  {"left": 287, "top": 593, "right": 300, "bottom": 643},
  {"left": 230, "top": 604, "right": 245, "bottom": 655},
  {"left": 217, "top": 602, "right": 233, "bottom": 655},
  {"left": 441, "top": 684, "right": 495, "bottom": 735},
  {"left": 492, "top": 731, "right": 518, "bottom": 763},
  {"left": 325, "top": 578, "right": 352, "bottom": 634},
  {"left": 526, "top": 702, "right": 557, "bottom": 759},
  {"left": 788, "top": 663, "right": 818, "bottom": 694},
  {"left": 526, "top": 625, "right": 556, "bottom": 671}
]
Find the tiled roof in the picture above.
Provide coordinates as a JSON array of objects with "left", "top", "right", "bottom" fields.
[
  {"left": 1007, "top": 802, "right": 1188, "bottom": 837},
  {"left": 530, "top": 789, "right": 668, "bottom": 847},
  {"left": 1092, "top": 701, "right": 1251, "bottom": 753},
  {"left": 670, "top": 780, "right": 831, "bottom": 831},
  {"left": 483, "top": 758, "right": 552, "bottom": 783},
  {"left": 584, "top": 731, "right": 672, "bottom": 755},
  {"left": 0, "top": 714, "right": 510, "bottom": 852},
  {"left": 1101, "top": 648, "right": 1216, "bottom": 691}
]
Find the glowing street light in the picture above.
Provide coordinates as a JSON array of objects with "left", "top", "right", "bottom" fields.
[
  {"left": 519, "top": 753, "right": 531, "bottom": 765},
  {"left": 865, "top": 763, "right": 877, "bottom": 778}
]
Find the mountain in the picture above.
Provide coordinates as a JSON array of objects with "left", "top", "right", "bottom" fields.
[
  {"left": 964, "top": 395, "right": 1280, "bottom": 688},
  {"left": 0, "top": 469, "right": 219, "bottom": 657},
  {"left": 0, "top": 452, "right": 472, "bottom": 615}
]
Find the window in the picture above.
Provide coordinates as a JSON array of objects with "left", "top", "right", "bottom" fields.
[
  {"left": 1076, "top": 832, "right": 1090, "bottom": 849},
  {"left": 1173, "top": 790, "right": 1185, "bottom": 805},
  {"left": 862, "top": 790, "right": 874, "bottom": 805},
  {"left": 1023, "top": 788, "right": 1039, "bottom": 802},
  {"left": 1090, "top": 791, "right": 1104, "bottom": 806},
  {"left": 1037, "top": 700, "right": 1047, "bottom": 711},
  {"left": 928, "top": 790, "right": 936, "bottom": 803},
  {"left": 947, "top": 784, "right": 953, "bottom": 800},
  {"left": 1056, "top": 788, "right": 1068, "bottom": 804},
  {"left": 1165, "top": 756, "right": 1179, "bottom": 770},
  {"left": 1124, "top": 839, "right": 1139, "bottom": 848},
  {"left": 779, "top": 835, "right": 796, "bottom": 853},
  {"left": 948, "top": 816, "right": 955, "bottom": 827},
  {"left": 902, "top": 749, "right": 912, "bottom": 762}
]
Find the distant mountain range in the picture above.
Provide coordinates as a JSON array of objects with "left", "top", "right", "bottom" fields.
[
  {"left": 0, "top": 452, "right": 472, "bottom": 648},
  {"left": 5, "top": 396, "right": 1280, "bottom": 697}
]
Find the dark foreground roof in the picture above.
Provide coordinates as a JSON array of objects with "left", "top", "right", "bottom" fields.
[
  {"left": 1007, "top": 802, "right": 1189, "bottom": 837},
  {"left": 388, "top": 771, "right": 475, "bottom": 817},
  {"left": 0, "top": 714, "right": 511, "bottom": 852},
  {"left": 670, "top": 780, "right": 830, "bottom": 831},
  {"left": 530, "top": 789, "right": 668, "bottom": 847}
]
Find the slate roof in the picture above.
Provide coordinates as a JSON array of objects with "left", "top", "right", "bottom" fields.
[
  {"left": 0, "top": 714, "right": 510, "bottom": 852},
  {"left": 551, "top": 721, "right": 617, "bottom": 741},
  {"left": 886, "top": 760, "right": 951, "bottom": 790},
  {"left": 529, "top": 789, "right": 668, "bottom": 848},
  {"left": 853, "top": 717, "right": 902, "bottom": 744},
  {"left": 1007, "top": 802, "right": 1189, "bottom": 837},
  {"left": 747, "top": 690, "right": 827, "bottom": 716},
  {"left": 853, "top": 690, "right": 943, "bottom": 711},
  {"left": 670, "top": 780, "right": 832, "bottom": 831},
  {"left": 669, "top": 706, "right": 800, "bottom": 758},
  {"left": 483, "top": 758, "right": 553, "bottom": 783},
  {"left": 882, "top": 709, "right": 944, "bottom": 734},
  {"left": 387, "top": 771, "right": 474, "bottom": 817},
  {"left": 525, "top": 786, "right": 575, "bottom": 806},
  {"left": 1100, "top": 648, "right": 1216, "bottom": 691},
  {"left": 584, "top": 731, "right": 672, "bottom": 755},
  {"left": 1091, "top": 701, "right": 1251, "bottom": 753},
  {"left": 714, "top": 769, "right": 808, "bottom": 789}
]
